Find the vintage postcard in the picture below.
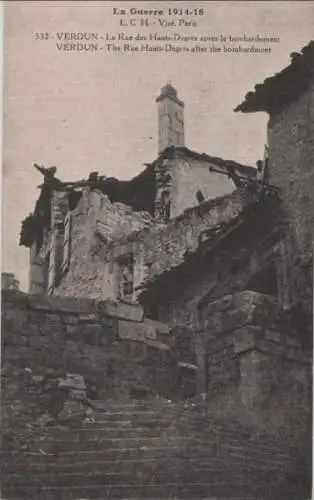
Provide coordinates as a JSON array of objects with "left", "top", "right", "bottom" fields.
[{"left": 2, "top": 1, "right": 313, "bottom": 499}]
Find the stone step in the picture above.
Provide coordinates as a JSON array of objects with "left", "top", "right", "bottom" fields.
[
  {"left": 89, "top": 399, "right": 247, "bottom": 416},
  {"left": 91, "top": 409, "right": 161, "bottom": 419},
  {"left": 90, "top": 409, "right": 241, "bottom": 427},
  {"left": 2, "top": 452, "right": 306, "bottom": 475},
  {"left": 89, "top": 415, "right": 180, "bottom": 427},
  {"left": 0, "top": 497, "right": 270, "bottom": 500},
  {"left": 46, "top": 422, "right": 301, "bottom": 451},
  {"left": 1, "top": 468, "right": 283, "bottom": 489},
  {"left": 1, "top": 446, "right": 184, "bottom": 464},
  {"left": 2, "top": 457, "right": 232, "bottom": 474},
  {"left": 90, "top": 401, "right": 242, "bottom": 420},
  {"left": 2, "top": 440, "right": 303, "bottom": 470},
  {"left": 91, "top": 401, "right": 170, "bottom": 409},
  {"left": 86, "top": 415, "right": 251, "bottom": 434},
  {"left": 2, "top": 467, "right": 243, "bottom": 484},
  {"left": 11, "top": 431, "right": 302, "bottom": 461},
  {"left": 90, "top": 406, "right": 244, "bottom": 428},
  {"left": 3, "top": 458, "right": 300, "bottom": 480},
  {"left": 1, "top": 480, "right": 296, "bottom": 500},
  {"left": 7, "top": 436, "right": 185, "bottom": 453},
  {"left": 2, "top": 447, "right": 307, "bottom": 471},
  {"left": 2, "top": 464, "right": 305, "bottom": 490},
  {"left": 83, "top": 418, "right": 175, "bottom": 428},
  {"left": 22, "top": 433, "right": 232, "bottom": 450},
  {"left": 84, "top": 413, "right": 282, "bottom": 443},
  {"left": 1, "top": 440, "right": 246, "bottom": 459},
  {"left": 0, "top": 494, "right": 268, "bottom": 500},
  {"left": 36, "top": 422, "right": 255, "bottom": 445},
  {"left": 90, "top": 400, "right": 177, "bottom": 411},
  {"left": 39, "top": 426, "right": 179, "bottom": 440}
]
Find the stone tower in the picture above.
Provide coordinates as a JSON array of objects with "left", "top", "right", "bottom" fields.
[{"left": 156, "top": 83, "right": 185, "bottom": 154}]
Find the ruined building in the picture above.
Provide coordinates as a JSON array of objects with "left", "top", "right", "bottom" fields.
[
  {"left": 19, "top": 41, "right": 313, "bottom": 351},
  {"left": 20, "top": 45, "right": 313, "bottom": 328},
  {"left": 2, "top": 41, "right": 312, "bottom": 500},
  {"left": 236, "top": 41, "right": 314, "bottom": 326},
  {"left": 20, "top": 82, "right": 256, "bottom": 307}
]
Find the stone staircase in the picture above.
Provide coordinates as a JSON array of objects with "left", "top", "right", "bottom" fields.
[{"left": 1, "top": 398, "right": 310, "bottom": 500}]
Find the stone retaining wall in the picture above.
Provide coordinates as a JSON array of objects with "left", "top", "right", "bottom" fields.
[{"left": 2, "top": 290, "right": 188, "bottom": 402}]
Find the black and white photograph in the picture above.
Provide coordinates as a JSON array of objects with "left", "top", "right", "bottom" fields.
[{"left": 1, "top": 1, "right": 313, "bottom": 499}]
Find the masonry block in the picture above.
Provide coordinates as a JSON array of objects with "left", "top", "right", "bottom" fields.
[
  {"left": 100, "top": 300, "right": 144, "bottom": 322},
  {"left": 118, "top": 319, "right": 157, "bottom": 342},
  {"left": 28, "top": 293, "right": 96, "bottom": 313}
]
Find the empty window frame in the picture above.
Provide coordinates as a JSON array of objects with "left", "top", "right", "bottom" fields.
[{"left": 117, "top": 254, "right": 134, "bottom": 299}]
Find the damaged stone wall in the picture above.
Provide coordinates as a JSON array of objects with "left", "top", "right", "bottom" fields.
[
  {"left": 28, "top": 189, "right": 71, "bottom": 295},
  {"left": 28, "top": 243, "right": 48, "bottom": 294},
  {"left": 170, "top": 154, "right": 235, "bottom": 219},
  {"left": 154, "top": 152, "right": 235, "bottom": 221},
  {"left": 139, "top": 187, "right": 250, "bottom": 289},
  {"left": 150, "top": 235, "right": 290, "bottom": 328},
  {"left": 55, "top": 187, "right": 152, "bottom": 300},
  {"left": 1, "top": 290, "right": 186, "bottom": 404},
  {"left": 2, "top": 272, "right": 20, "bottom": 291},
  {"left": 95, "top": 191, "right": 153, "bottom": 243},
  {"left": 140, "top": 196, "right": 289, "bottom": 328},
  {"left": 53, "top": 188, "right": 100, "bottom": 298},
  {"left": 267, "top": 84, "right": 314, "bottom": 310},
  {"left": 195, "top": 291, "right": 311, "bottom": 448},
  {"left": 56, "top": 186, "right": 246, "bottom": 303},
  {"left": 50, "top": 190, "right": 70, "bottom": 226},
  {"left": 2, "top": 289, "right": 311, "bottom": 434},
  {"left": 44, "top": 163, "right": 250, "bottom": 305}
]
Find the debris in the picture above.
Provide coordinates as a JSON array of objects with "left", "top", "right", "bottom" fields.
[{"left": 58, "top": 373, "right": 86, "bottom": 391}]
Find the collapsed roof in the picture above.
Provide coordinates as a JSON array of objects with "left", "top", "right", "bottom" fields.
[
  {"left": 19, "top": 165, "right": 156, "bottom": 249},
  {"left": 20, "top": 147, "right": 255, "bottom": 249},
  {"left": 147, "top": 146, "right": 255, "bottom": 179}
]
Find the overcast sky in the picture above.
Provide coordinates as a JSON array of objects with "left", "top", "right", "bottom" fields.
[{"left": 2, "top": 1, "right": 314, "bottom": 291}]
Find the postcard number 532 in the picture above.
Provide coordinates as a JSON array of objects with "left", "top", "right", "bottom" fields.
[{"left": 34, "top": 32, "right": 50, "bottom": 41}]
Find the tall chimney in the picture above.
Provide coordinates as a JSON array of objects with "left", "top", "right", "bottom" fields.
[{"left": 156, "top": 83, "right": 184, "bottom": 154}]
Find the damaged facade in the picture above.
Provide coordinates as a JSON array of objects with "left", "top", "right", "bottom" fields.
[
  {"left": 20, "top": 45, "right": 313, "bottom": 335},
  {"left": 235, "top": 40, "right": 314, "bottom": 319},
  {"left": 20, "top": 83, "right": 255, "bottom": 303},
  {"left": 5, "top": 41, "right": 313, "bottom": 499},
  {"left": 1, "top": 273, "right": 20, "bottom": 291}
]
